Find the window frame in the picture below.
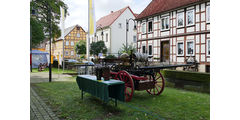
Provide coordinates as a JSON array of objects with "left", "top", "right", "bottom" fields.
[
  {"left": 177, "top": 12, "right": 185, "bottom": 28},
  {"left": 177, "top": 41, "right": 184, "bottom": 56},
  {"left": 142, "top": 45, "right": 146, "bottom": 54},
  {"left": 141, "top": 22, "right": 146, "bottom": 34},
  {"left": 207, "top": 39, "right": 210, "bottom": 56},
  {"left": 71, "top": 41, "right": 74, "bottom": 46},
  {"left": 186, "top": 40, "right": 195, "bottom": 56},
  {"left": 148, "top": 21, "right": 153, "bottom": 33},
  {"left": 206, "top": 5, "right": 210, "bottom": 23},
  {"left": 161, "top": 16, "right": 170, "bottom": 31},
  {"left": 106, "top": 33, "right": 108, "bottom": 42},
  {"left": 77, "top": 33, "right": 80, "bottom": 38},
  {"left": 186, "top": 9, "right": 195, "bottom": 26},
  {"left": 133, "top": 35, "right": 137, "bottom": 43},
  {"left": 148, "top": 45, "right": 153, "bottom": 56},
  {"left": 118, "top": 23, "right": 122, "bottom": 28}
]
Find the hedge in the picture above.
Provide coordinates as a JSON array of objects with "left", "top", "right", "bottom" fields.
[
  {"left": 161, "top": 70, "right": 210, "bottom": 93},
  {"left": 161, "top": 70, "right": 210, "bottom": 83}
]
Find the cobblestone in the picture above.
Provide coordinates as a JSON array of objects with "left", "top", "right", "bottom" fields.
[{"left": 30, "top": 87, "right": 59, "bottom": 120}]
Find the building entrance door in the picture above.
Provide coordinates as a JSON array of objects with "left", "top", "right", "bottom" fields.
[{"left": 161, "top": 41, "right": 170, "bottom": 62}]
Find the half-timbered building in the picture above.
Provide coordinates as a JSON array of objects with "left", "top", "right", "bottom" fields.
[
  {"left": 46, "top": 24, "right": 86, "bottom": 60},
  {"left": 136, "top": 0, "right": 210, "bottom": 72}
]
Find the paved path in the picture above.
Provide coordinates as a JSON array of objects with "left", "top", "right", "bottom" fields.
[
  {"left": 31, "top": 87, "right": 59, "bottom": 120},
  {"left": 31, "top": 72, "right": 73, "bottom": 83},
  {"left": 30, "top": 72, "right": 73, "bottom": 120}
]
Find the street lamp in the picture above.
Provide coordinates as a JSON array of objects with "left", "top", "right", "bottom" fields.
[
  {"left": 31, "top": 2, "right": 52, "bottom": 82},
  {"left": 95, "top": 24, "right": 104, "bottom": 41},
  {"left": 126, "top": 18, "right": 137, "bottom": 50},
  {"left": 47, "top": 4, "right": 52, "bottom": 82}
]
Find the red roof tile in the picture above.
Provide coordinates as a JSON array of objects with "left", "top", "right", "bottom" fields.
[
  {"left": 96, "top": 6, "right": 137, "bottom": 29},
  {"left": 136, "top": 0, "right": 203, "bottom": 19}
]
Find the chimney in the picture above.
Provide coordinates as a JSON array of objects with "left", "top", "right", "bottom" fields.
[{"left": 111, "top": 11, "right": 113, "bottom": 13}]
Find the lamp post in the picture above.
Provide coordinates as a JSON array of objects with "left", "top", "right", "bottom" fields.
[
  {"left": 95, "top": 24, "right": 104, "bottom": 41},
  {"left": 47, "top": 5, "right": 52, "bottom": 82},
  {"left": 126, "top": 18, "right": 137, "bottom": 50}
]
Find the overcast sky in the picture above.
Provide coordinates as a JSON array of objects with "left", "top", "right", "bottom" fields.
[{"left": 63, "top": 0, "right": 151, "bottom": 31}]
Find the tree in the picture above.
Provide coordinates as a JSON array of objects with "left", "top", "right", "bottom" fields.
[
  {"left": 90, "top": 41, "right": 107, "bottom": 56},
  {"left": 75, "top": 40, "right": 86, "bottom": 55},
  {"left": 118, "top": 44, "right": 136, "bottom": 55},
  {"left": 31, "top": 17, "right": 45, "bottom": 48},
  {"left": 30, "top": 0, "right": 68, "bottom": 42}
]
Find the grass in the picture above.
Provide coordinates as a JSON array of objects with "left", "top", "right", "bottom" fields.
[
  {"left": 32, "top": 68, "right": 76, "bottom": 74},
  {"left": 32, "top": 81, "right": 209, "bottom": 120}
]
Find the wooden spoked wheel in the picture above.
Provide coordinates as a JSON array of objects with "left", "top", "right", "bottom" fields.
[
  {"left": 146, "top": 71, "right": 165, "bottom": 95},
  {"left": 118, "top": 70, "right": 134, "bottom": 102}
]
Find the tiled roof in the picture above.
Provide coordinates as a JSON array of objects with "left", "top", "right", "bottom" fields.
[
  {"left": 96, "top": 6, "right": 136, "bottom": 29},
  {"left": 136, "top": 0, "right": 202, "bottom": 19}
]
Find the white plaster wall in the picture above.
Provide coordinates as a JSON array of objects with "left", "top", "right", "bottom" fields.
[
  {"left": 201, "top": 34, "right": 205, "bottom": 43},
  {"left": 201, "top": 22, "right": 206, "bottom": 31},
  {"left": 187, "top": 26, "right": 195, "bottom": 32},
  {"left": 110, "top": 8, "right": 136, "bottom": 54},
  {"left": 161, "top": 31, "right": 170, "bottom": 36},
  {"left": 201, "top": 55, "right": 205, "bottom": 62},
  {"left": 177, "top": 57, "right": 184, "bottom": 62},
  {"left": 177, "top": 28, "right": 184, "bottom": 34}
]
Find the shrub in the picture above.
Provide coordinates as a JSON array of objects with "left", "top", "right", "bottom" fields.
[{"left": 105, "top": 55, "right": 117, "bottom": 59}]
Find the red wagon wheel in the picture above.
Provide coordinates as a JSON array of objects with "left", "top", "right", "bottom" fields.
[
  {"left": 146, "top": 71, "right": 165, "bottom": 95},
  {"left": 118, "top": 70, "right": 134, "bottom": 102}
]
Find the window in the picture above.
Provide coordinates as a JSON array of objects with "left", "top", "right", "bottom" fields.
[
  {"left": 106, "top": 33, "right": 108, "bottom": 42},
  {"left": 66, "top": 41, "right": 69, "bottom": 46},
  {"left": 118, "top": 23, "right": 122, "bottom": 28},
  {"left": 177, "top": 42, "right": 184, "bottom": 56},
  {"left": 133, "top": 35, "right": 136, "bottom": 43},
  {"left": 65, "top": 51, "right": 68, "bottom": 56},
  {"left": 141, "top": 22, "right": 146, "bottom": 34},
  {"left": 206, "top": 6, "right": 210, "bottom": 23},
  {"left": 77, "top": 33, "right": 80, "bottom": 38},
  {"left": 161, "top": 16, "right": 170, "bottom": 30},
  {"left": 71, "top": 51, "right": 74, "bottom": 56},
  {"left": 186, "top": 9, "right": 195, "bottom": 26},
  {"left": 177, "top": 12, "right": 185, "bottom": 27},
  {"left": 69, "top": 33, "right": 71, "bottom": 36},
  {"left": 71, "top": 41, "right": 74, "bottom": 46},
  {"left": 148, "top": 45, "right": 152, "bottom": 56},
  {"left": 77, "top": 27, "right": 80, "bottom": 30},
  {"left": 207, "top": 40, "right": 210, "bottom": 56},
  {"left": 142, "top": 45, "right": 146, "bottom": 53},
  {"left": 186, "top": 41, "right": 194, "bottom": 56},
  {"left": 148, "top": 21, "right": 153, "bottom": 32}
]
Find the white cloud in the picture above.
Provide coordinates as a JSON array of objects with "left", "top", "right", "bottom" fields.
[{"left": 62, "top": 0, "right": 151, "bottom": 31}]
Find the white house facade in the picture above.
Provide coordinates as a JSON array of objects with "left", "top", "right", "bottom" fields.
[
  {"left": 90, "top": 6, "right": 137, "bottom": 56},
  {"left": 136, "top": 0, "right": 210, "bottom": 72}
]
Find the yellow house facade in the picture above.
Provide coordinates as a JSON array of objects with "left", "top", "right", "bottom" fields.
[{"left": 46, "top": 24, "right": 86, "bottom": 60}]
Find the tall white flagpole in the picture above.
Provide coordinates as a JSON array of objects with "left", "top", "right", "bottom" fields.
[
  {"left": 87, "top": 0, "right": 96, "bottom": 61},
  {"left": 60, "top": 6, "right": 65, "bottom": 72}
]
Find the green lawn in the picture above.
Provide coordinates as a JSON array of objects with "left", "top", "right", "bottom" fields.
[
  {"left": 32, "top": 68, "right": 76, "bottom": 74},
  {"left": 32, "top": 81, "right": 210, "bottom": 120}
]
